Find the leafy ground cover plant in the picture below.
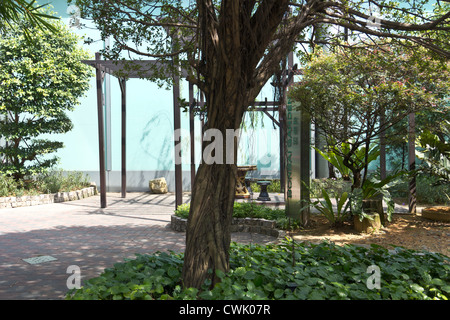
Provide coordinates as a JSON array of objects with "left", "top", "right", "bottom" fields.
[{"left": 66, "top": 240, "right": 450, "bottom": 300}]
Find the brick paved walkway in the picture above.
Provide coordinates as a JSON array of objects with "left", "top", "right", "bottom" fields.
[{"left": 0, "top": 193, "right": 277, "bottom": 300}]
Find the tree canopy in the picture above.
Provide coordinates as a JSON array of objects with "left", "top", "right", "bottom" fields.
[
  {"left": 289, "top": 44, "right": 449, "bottom": 190},
  {"left": 0, "top": 13, "right": 92, "bottom": 180}
]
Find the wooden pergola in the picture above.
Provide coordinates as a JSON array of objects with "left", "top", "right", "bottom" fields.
[{"left": 82, "top": 53, "right": 287, "bottom": 209}]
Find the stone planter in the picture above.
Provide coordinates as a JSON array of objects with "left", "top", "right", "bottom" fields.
[
  {"left": 0, "top": 185, "right": 97, "bottom": 210},
  {"left": 353, "top": 213, "right": 381, "bottom": 233},
  {"left": 422, "top": 206, "right": 450, "bottom": 222},
  {"left": 170, "top": 214, "right": 286, "bottom": 240},
  {"left": 362, "top": 198, "right": 387, "bottom": 226}
]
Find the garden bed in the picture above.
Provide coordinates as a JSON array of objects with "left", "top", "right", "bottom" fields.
[
  {"left": 292, "top": 213, "right": 450, "bottom": 257},
  {"left": 171, "top": 214, "right": 286, "bottom": 240},
  {"left": 66, "top": 239, "right": 450, "bottom": 300},
  {"left": 0, "top": 185, "right": 97, "bottom": 209}
]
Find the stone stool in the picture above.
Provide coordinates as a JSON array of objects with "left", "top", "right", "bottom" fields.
[{"left": 257, "top": 181, "right": 271, "bottom": 201}]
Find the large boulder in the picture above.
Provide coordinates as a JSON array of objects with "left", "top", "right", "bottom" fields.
[{"left": 149, "top": 177, "right": 168, "bottom": 194}]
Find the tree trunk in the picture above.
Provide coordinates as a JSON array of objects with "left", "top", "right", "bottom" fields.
[
  {"left": 352, "top": 169, "right": 362, "bottom": 191},
  {"left": 181, "top": 0, "right": 291, "bottom": 290},
  {"left": 182, "top": 163, "right": 237, "bottom": 289}
]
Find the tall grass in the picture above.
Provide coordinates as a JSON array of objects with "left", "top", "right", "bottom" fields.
[{"left": 0, "top": 170, "right": 91, "bottom": 197}]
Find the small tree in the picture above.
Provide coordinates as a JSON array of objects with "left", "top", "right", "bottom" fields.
[
  {"left": 289, "top": 45, "right": 449, "bottom": 191},
  {"left": 0, "top": 14, "right": 92, "bottom": 181}
]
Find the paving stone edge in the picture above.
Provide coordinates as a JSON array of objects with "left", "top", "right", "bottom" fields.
[{"left": 0, "top": 186, "right": 97, "bottom": 209}]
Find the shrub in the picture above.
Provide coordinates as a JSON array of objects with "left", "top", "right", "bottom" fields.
[
  {"left": 310, "top": 178, "right": 352, "bottom": 198},
  {"left": 250, "top": 179, "right": 282, "bottom": 193},
  {"left": 174, "top": 202, "right": 297, "bottom": 230},
  {"left": 416, "top": 174, "right": 450, "bottom": 205},
  {"left": 305, "top": 188, "right": 350, "bottom": 227},
  {"left": 0, "top": 170, "right": 91, "bottom": 196},
  {"left": 66, "top": 240, "right": 450, "bottom": 300},
  {"left": 0, "top": 173, "right": 21, "bottom": 197},
  {"left": 389, "top": 174, "right": 450, "bottom": 205},
  {"left": 35, "top": 170, "right": 91, "bottom": 194}
]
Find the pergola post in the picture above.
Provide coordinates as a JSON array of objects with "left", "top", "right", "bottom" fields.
[
  {"left": 119, "top": 78, "right": 127, "bottom": 198},
  {"left": 95, "top": 52, "right": 107, "bottom": 208},
  {"left": 189, "top": 82, "right": 196, "bottom": 191},
  {"left": 82, "top": 57, "right": 190, "bottom": 208},
  {"left": 173, "top": 69, "right": 182, "bottom": 208}
]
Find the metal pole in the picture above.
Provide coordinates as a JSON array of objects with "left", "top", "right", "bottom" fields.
[
  {"left": 408, "top": 112, "right": 416, "bottom": 213},
  {"left": 120, "top": 78, "right": 127, "bottom": 198},
  {"left": 173, "top": 71, "right": 182, "bottom": 209},
  {"left": 95, "top": 52, "right": 107, "bottom": 208},
  {"left": 189, "top": 82, "right": 196, "bottom": 192}
]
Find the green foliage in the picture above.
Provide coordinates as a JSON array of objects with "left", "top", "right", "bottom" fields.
[
  {"left": 0, "top": 173, "right": 21, "bottom": 197},
  {"left": 363, "top": 171, "right": 407, "bottom": 221},
  {"left": 250, "top": 179, "right": 282, "bottom": 193},
  {"left": 387, "top": 173, "right": 449, "bottom": 206},
  {"left": 314, "top": 144, "right": 351, "bottom": 180},
  {"left": 315, "top": 140, "right": 380, "bottom": 190},
  {"left": 0, "top": 170, "right": 91, "bottom": 197},
  {"left": 175, "top": 201, "right": 296, "bottom": 230},
  {"left": 416, "top": 174, "right": 450, "bottom": 205},
  {"left": 305, "top": 189, "right": 351, "bottom": 226},
  {"left": 417, "top": 121, "right": 450, "bottom": 186},
  {"left": 66, "top": 241, "right": 450, "bottom": 300},
  {"left": 35, "top": 170, "right": 91, "bottom": 194},
  {"left": 289, "top": 44, "right": 449, "bottom": 191},
  {"left": 310, "top": 178, "right": 352, "bottom": 198},
  {"left": 0, "top": 0, "right": 58, "bottom": 41},
  {"left": 0, "top": 12, "right": 92, "bottom": 180},
  {"left": 174, "top": 203, "right": 190, "bottom": 218},
  {"left": 289, "top": 45, "right": 447, "bottom": 145}
]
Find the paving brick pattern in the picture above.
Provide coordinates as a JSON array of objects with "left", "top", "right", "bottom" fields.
[{"left": 0, "top": 193, "right": 277, "bottom": 300}]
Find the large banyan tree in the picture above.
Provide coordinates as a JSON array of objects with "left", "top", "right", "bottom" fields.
[{"left": 70, "top": 0, "right": 450, "bottom": 289}]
